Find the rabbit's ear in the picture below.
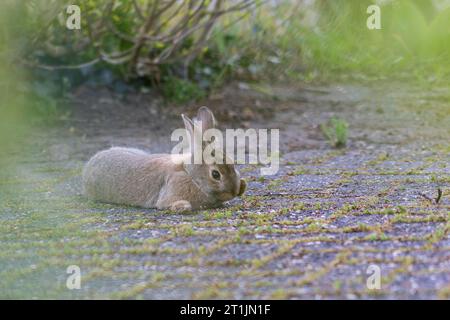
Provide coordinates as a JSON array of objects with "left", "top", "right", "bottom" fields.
[
  {"left": 196, "top": 106, "right": 216, "bottom": 132},
  {"left": 182, "top": 114, "right": 197, "bottom": 156},
  {"left": 182, "top": 114, "right": 194, "bottom": 137}
]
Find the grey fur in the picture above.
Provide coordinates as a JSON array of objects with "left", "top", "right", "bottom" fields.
[{"left": 82, "top": 107, "right": 246, "bottom": 211}]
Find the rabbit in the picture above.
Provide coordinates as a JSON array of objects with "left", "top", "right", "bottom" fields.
[{"left": 82, "top": 106, "right": 246, "bottom": 211}]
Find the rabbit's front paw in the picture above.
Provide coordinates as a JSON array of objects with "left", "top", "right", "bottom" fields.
[{"left": 170, "top": 200, "right": 192, "bottom": 212}]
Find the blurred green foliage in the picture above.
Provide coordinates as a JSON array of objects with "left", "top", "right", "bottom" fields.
[
  {"left": 2, "top": 0, "right": 450, "bottom": 117},
  {"left": 194, "top": 0, "right": 450, "bottom": 85},
  {"left": 0, "top": 2, "right": 40, "bottom": 159},
  {"left": 161, "top": 78, "right": 205, "bottom": 104},
  {"left": 284, "top": 0, "right": 450, "bottom": 81}
]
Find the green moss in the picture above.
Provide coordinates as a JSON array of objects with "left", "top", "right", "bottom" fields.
[{"left": 270, "top": 289, "right": 289, "bottom": 299}]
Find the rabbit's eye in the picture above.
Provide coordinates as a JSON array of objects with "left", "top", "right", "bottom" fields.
[{"left": 211, "top": 170, "right": 221, "bottom": 180}]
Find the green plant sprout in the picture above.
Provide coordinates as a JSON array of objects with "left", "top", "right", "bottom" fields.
[{"left": 321, "top": 117, "right": 349, "bottom": 148}]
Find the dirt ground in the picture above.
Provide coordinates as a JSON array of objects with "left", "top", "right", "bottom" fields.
[{"left": 0, "top": 81, "right": 449, "bottom": 299}]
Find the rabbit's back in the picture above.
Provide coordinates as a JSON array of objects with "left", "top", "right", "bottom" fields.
[{"left": 82, "top": 147, "right": 168, "bottom": 207}]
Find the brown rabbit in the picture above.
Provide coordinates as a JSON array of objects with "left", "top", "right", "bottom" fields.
[{"left": 82, "top": 107, "right": 246, "bottom": 211}]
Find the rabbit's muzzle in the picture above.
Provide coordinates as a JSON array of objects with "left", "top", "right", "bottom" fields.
[{"left": 216, "top": 178, "right": 246, "bottom": 202}]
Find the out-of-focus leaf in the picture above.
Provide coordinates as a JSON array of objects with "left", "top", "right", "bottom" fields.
[
  {"left": 426, "top": 8, "right": 450, "bottom": 56},
  {"left": 384, "top": 0, "right": 429, "bottom": 55}
]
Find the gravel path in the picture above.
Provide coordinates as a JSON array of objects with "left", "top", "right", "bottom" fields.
[{"left": 0, "top": 82, "right": 449, "bottom": 299}]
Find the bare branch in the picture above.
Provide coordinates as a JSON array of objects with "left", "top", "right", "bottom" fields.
[{"left": 18, "top": 0, "right": 261, "bottom": 76}]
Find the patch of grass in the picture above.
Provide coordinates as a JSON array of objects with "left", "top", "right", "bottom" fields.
[
  {"left": 438, "top": 285, "right": 450, "bottom": 299},
  {"left": 390, "top": 215, "right": 447, "bottom": 224},
  {"left": 367, "top": 152, "right": 390, "bottom": 166},
  {"left": 431, "top": 175, "right": 450, "bottom": 184},
  {"left": 172, "top": 224, "right": 195, "bottom": 237},
  {"left": 110, "top": 272, "right": 165, "bottom": 299},
  {"left": 248, "top": 241, "right": 296, "bottom": 271},
  {"left": 270, "top": 289, "right": 289, "bottom": 299},
  {"left": 362, "top": 208, "right": 396, "bottom": 216},
  {"left": 288, "top": 166, "right": 309, "bottom": 176},
  {"left": 426, "top": 219, "right": 449, "bottom": 245},
  {"left": 294, "top": 251, "right": 351, "bottom": 286},
  {"left": 257, "top": 176, "right": 266, "bottom": 183},
  {"left": 293, "top": 202, "right": 306, "bottom": 211},
  {"left": 333, "top": 280, "right": 343, "bottom": 291},
  {"left": 321, "top": 118, "right": 349, "bottom": 148},
  {"left": 205, "top": 209, "right": 234, "bottom": 220},
  {"left": 364, "top": 232, "right": 390, "bottom": 242},
  {"left": 267, "top": 178, "right": 284, "bottom": 190},
  {"left": 277, "top": 202, "right": 306, "bottom": 215},
  {"left": 342, "top": 223, "right": 373, "bottom": 233},
  {"left": 303, "top": 223, "right": 324, "bottom": 233},
  {"left": 192, "top": 283, "right": 233, "bottom": 299}
]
